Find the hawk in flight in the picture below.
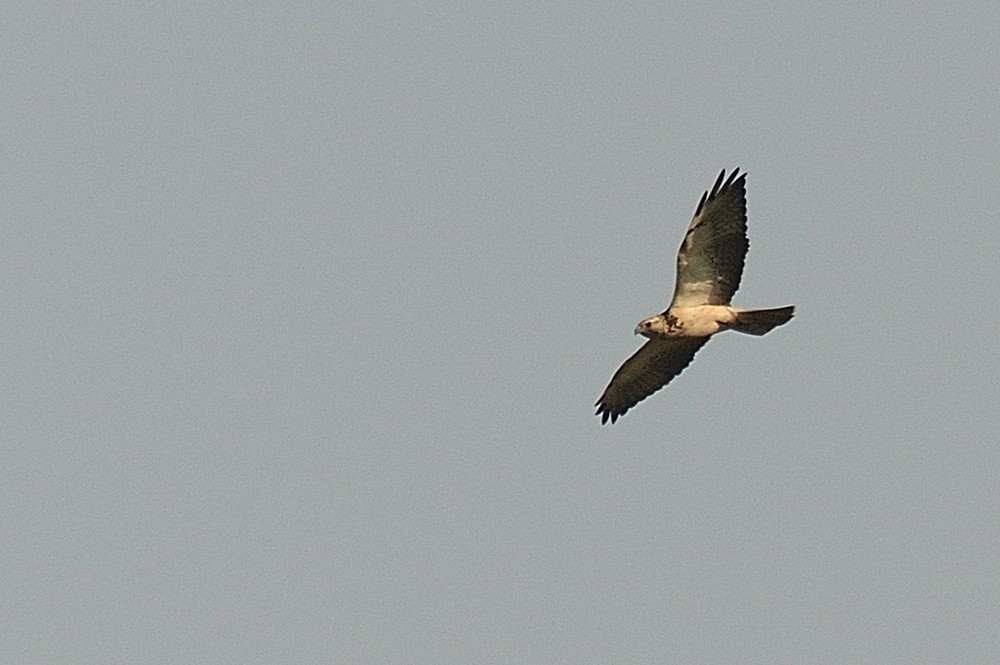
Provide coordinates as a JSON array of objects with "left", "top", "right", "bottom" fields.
[{"left": 596, "top": 168, "right": 794, "bottom": 424}]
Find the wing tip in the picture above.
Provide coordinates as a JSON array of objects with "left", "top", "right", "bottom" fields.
[
  {"left": 721, "top": 167, "right": 745, "bottom": 190},
  {"left": 594, "top": 400, "right": 622, "bottom": 425},
  {"left": 695, "top": 167, "right": 745, "bottom": 217}
]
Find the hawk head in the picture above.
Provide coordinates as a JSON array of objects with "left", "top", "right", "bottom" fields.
[{"left": 635, "top": 315, "right": 669, "bottom": 338}]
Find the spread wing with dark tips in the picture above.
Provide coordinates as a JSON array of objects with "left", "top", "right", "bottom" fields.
[
  {"left": 670, "top": 169, "right": 749, "bottom": 307},
  {"left": 595, "top": 337, "right": 709, "bottom": 424}
]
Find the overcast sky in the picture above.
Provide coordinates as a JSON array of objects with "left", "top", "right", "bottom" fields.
[{"left": 3, "top": 3, "right": 999, "bottom": 663}]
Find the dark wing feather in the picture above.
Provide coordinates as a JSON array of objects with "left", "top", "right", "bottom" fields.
[
  {"left": 595, "top": 337, "right": 709, "bottom": 424},
  {"left": 670, "top": 169, "right": 749, "bottom": 307}
]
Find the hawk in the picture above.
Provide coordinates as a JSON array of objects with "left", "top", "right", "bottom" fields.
[{"left": 595, "top": 168, "right": 794, "bottom": 424}]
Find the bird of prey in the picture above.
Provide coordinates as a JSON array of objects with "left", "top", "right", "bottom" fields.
[{"left": 595, "top": 168, "right": 794, "bottom": 424}]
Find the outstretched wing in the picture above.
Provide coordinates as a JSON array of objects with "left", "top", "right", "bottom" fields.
[
  {"left": 670, "top": 169, "right": 749, "bottom": 307},
  {"left": 595, "top": 336, "right": 709, "bottom": 424}
]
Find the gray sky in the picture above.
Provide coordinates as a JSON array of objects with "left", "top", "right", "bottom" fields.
[{"left": 4, "top": 3, "right": 999, "bottom": 663}]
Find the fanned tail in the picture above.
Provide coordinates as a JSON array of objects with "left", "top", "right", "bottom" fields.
[{"left": 732, "top": 306, "right": 795, "bottom": 336}]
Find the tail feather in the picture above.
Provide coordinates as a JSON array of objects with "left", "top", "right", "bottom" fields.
[{"left": 732, "top": 306, "right": 795, "bottom": 336}]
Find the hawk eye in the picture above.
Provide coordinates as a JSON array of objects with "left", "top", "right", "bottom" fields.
[{"left": 643, "top": 321, "right": 651, "bottom": 328}]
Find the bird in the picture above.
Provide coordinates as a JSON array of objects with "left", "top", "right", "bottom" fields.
[{"left": 595, "top": 168, "right": 794, "bottom": 424}]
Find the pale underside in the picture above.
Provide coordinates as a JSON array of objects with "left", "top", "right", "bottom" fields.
[{"left": 637, "top": 305, "right": 739, "bottom": 337}]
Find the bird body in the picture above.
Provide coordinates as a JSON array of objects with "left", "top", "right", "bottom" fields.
[
  {"left": 636, "top": 305, "right": 794, "bottom": 338},
  {"left": 636, "top": 305, "right": 737, "bottom": 338}
]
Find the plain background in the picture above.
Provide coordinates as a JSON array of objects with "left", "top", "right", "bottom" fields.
[{"left": 3, "top": 3, "right": 999, "bottom": 663}]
